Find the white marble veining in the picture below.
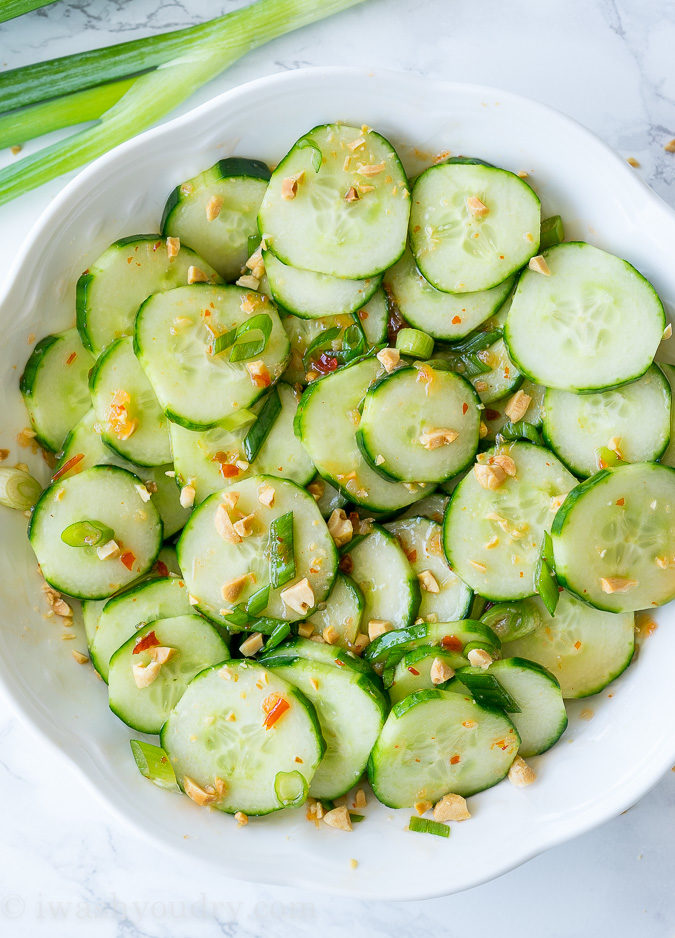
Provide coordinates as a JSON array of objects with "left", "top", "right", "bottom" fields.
[{"left": 0, "top": 0, "right": 674, "bottom": 934}]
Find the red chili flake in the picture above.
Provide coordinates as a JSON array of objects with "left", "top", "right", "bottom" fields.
[
  {"left": 358, "top": 309, "right": 369, "bottom": 321},
  {"left": 334, "top": 658, "right": 345, "bottom": 668},
  {"left": 450, "top": 754, "right": 461, "bottom": 765},
  {"left": 133, "top": 630, "right": 160, "bottom": 655},
  {"left": 127, "top": 257, "right": 133, "bottom": 264},
  {"left": 441, "top": 634, "right": 463, "bottom": 652},
  {"left": 51, "top": 452, "right": 84, "bottom": 482},
  {"left": 616, "top": 497, "right": 625, "bottom": 506},
  {"left": 312, "top": 351, "right": 338, "bottom": 374},
  {"left": 574, "top": 640, "right": 582, "bottom": 650},
  {"left": 451, "top": 315, "right": 462, "bottom": 325},
  {"left": 153, "top": 241, "right": 161, "bottom": 251},
  {"left": 66, "top": 352, "right": 77, "bottom": 365},
  {"left": 155, "top": 560, "right": 169, "bottom": 577},
  {"left": 407, "top": 666, "right": 420, "bottom": 676},
  {"left": 462, "top": 403, "right": 468, "bottom": 415},
  {"left": 484, "top": 408, "right": 501, "bottom": 421},
  {"left": 120, "top": 550, "right": 136, "bottom": 570},
  {"left": 262, "top": 693, "right": 290, "bottom": 730}
]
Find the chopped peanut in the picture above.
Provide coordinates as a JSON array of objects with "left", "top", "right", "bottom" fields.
[
  {"left": 179, "top": 484, "right": 196, "bottom": 509},
  {"left": 327, "top": 508, "right": 353, "bottom": 548},
  {"left": 323, "top": 805, "right": 352, "bottom": 831},
  {"left": 149, "top": 646, "right": 177, "bottom": 666},
  {"left": 322, "top": 625, "right": 339, "bottom": 645},
  {"left": 368, "top": 619, "right": 392, "bottom": 641},
  {"left": 187, "top": 265, "right": 209, "bottom": 284},
  {"left": 376, "top": 347, "right": 400, "bottom": 373},
  {"left": 184, "top": 776, "right": 221, "bottom": 806},
  {"left": 354, "top": 788, "right": 367, "bottom": 809},
  {"left": 418, "top": 569, "right": 440, "bottom": 593},
  {"left": 42, "top": 584, "right": 72, "bottom": 618},
  {"left": 257, "top": 482, "right": 275, "bottom": 507},
  {"left": 135, "top": 483, "right": 152, "bottom": 503},
  {"left": 215, "top": 503, "right": 242, "bottom": 543},
  {"left": 504, "top": 389, "right": 531, "bottom": 423},
  {"left": 206, "top": 195, "right": 224, "bottom": 221},
  {"left": 132, "top": 659, "right": 162, "bottom": 688},
  {"left": 235, "top": 274, "right": 260, "bottom": 290},
  {"left": 246, "top": 359, "right": 271, "bottom": 389},
  {"left": 473, "top": 462, "right": 507, "bottom": 490},
  {"left": 433, "top": 793, "right": 471, "bottom": 822},
  {"left": 600, "top": 576, "right": 638, "bottom": 594},
  {"left": 166, "top": 236, "right": 180, "bottom": 259},
  {"left": 233, "top": 513, "right": 256, "bottom": 538},
  {"left": 239, "top": 632, "right": 264, "bottom": 657},
  {"left": 508, "top": 755, "right": 536, "bottom": 787},
  {"left": 280, "top": 578, "right": 315, "bottom": 615},
  {"left": 430, "top": 657, "right": 455, "bottom": 685},
  {"left": 345, "top": 186, "right": 360, "bottom": 202},
  {"left": 468, "top": 648, "right": 493, "bottom": 669},
  {"left": 350, "top": 633, "right": 370, "bottom": 655},
  {"left": 665, "top": 139, "right": 675, "bottom": 153},
  {"left": 281, "top": 171, "right": 305, "bottom": 199},
  {"left": 297, "top": 622, "right": 315, "bottom": 638},
  {"left": 71, "top": 650, "right": 89, "bottom": 665},
  {"left": 419, "top": 427, "right": 459, "bottom": 449},
  {"left": 0, "top": 449, "right": 9, "bottom": 461},
  {"left": 221, "top": 573, "right": 252, "bottom": 603},
  {"left": 307, "top": 479, "right": 325, "bottom": 500},
  {"left": 466, "top": 196, "right": 489, "bottom": 217},
  {"left": 626, "top": 157, "right": 640, "bottom": 167},
  {"left": 479, "top": 421, "right": 488, "bottom": 439},
  {"left": 414, "top": 800, "right": 432, "bottom": 816},
  {"left": 528, "top": 255, "right": 551, "bottom": 276},
  {"left": 246, "top": 247, "right": 265, "bottom": 280},
  {"left": 492, "top": 454, "right": 517, "bottom": 477},
  {"left": 234, "top": 811, "right": 248, "bottom": 826}
]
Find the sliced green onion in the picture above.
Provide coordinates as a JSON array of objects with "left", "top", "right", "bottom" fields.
[
  {"left": 242, "top": 387, "right": 281, "bottom": 462},
  {"left": 303, "top": 326, "right": 341, "bottom": 368},
  {"left": 222, "top": 606, "right": 252, "bottom": 629},
  {"left": 480, "top": 599, "right": 542, "bottom": 643},
  {"left": 540, "top": 214, "right": 564, "bottom": 250},
  {"left": 246, "top": 585, "right": 270, "bottom": 616},
  {"left": 0, "top": 0, "right": 59, "bottom": 24},
  {"left": 349, "top": 812, "right": 366, "bottom": 823},
  {"left": 60, "top": 519, "right": 114, "bottom": 547},
  {"left": 264, "top": 621, "right": 291, "bottom": 652},
  {"left": 462, "top": 352, "right": 493, "bottom": 377},
  {"left": 408, "top": 816, "right": 450, "bottom": 838},
  {"left": 274, "top": 769, "right": 308, "bottom": 807},
  {"left": 457, "top": 668, "right": 521, "bottom": 713},
  {"left": 0, "top": 467, "right": 42, "bottom": 511},
  {"left": 247, "top": 234, "right": 261, "bottom": 257},
  {"left": 449, "top": 328, "right": 502, "bottom": 356},
  {"left": 268, "top": 510, "right": 295, "bottom": 589},
  {"left": 211, "top": 326, "right": 238, "bottom": 356},
  {"left": 130, "top": 739, "right": 179, "bottom": 791},
  {"left": 296, "top": 137, "right": 323, "bottom": 172},
  {"left": 229, "top": 313, "right": 273, "bottom": 362},
  {"left": 536, "top": 536, "right": 559, "bottom": 616},
  {"left": 396, "top": 327, "right": 434, "bottom": 360},
  {"left": 595, "top": 445, "right": 622, "bottom": 469},
  {"left": 542, "top": 531, "right": 556, "bottom": 573},
  {"left": 496, "top": 420, "right": 542, "bottom": 445}
]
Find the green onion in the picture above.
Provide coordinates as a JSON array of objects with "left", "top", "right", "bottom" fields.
[
  {"left": 0, "top": 0, "right": 59, "bottom": 24},
  {"left": 536, "top": 534, "right": 559, "bottom": 616},
  {"left": 0, "top": 466, "right": 42, "bottom": 510},
  {"left": 480, "top": 599, "right": 542, "bottom": 643},
  {"left": 229, "top": 313, "right": 273, "bottom": 362},
  {"left": 540, "top": 214, "right": 565, "bottom": 250},
  {"left": 274, "top": 769, "right": 308, "bottom": 806},
  {"left": 0, "top": 0, "right": 366, "bottom": 206},
  {"left": 60, "top": 519, "right": 114, "bottom": 547},
  {"left": 449, "top": 328, "right": 502, "bottom": 356},
  {"left": 456, "top": 668, "right": 521, "bottom": 713},
  {"left": 542, "top": 530, "right": 556, "bottom": 572},
  {"left": 246, "top": 585, "right": 270, "bottom": 616},
  {"left": 496, "top": 420, "right": 542, "bottom": 445},
  {"left": 396, "top": 327, "right": 434, "bottom": 360},
  {"left": 242, "top": 387, "right": 281, "bottom": 462},
  {"left": 268, "top": 510, "right": 295, "bottom": 588},
  {"left": 462, "top": 352, "right": 493, "bottom": 377},
  {"left": 264, "top": 620, "right": 291, "bottom": 651},
  {"left": 222, "top": 606, "right": 252, "bottom": 629},
  {"left": 303, "top": 326, "right": 341, "bottom": 368},
  {"left": 130, "top": 740, "right": 179, "bottom": 791},
  {"left": 408, "top": 816, "right": 450, "bottom": 838},
  {"left": 349, "top": 812, "right": 366, "bottom": 823},
  {"left": 296, "top": 137, "right": 323, "bottom": 172},
  {"left": 595, "top": 445, "right": 622, "bottom": 469}
]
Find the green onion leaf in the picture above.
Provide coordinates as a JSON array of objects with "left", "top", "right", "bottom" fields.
[
  {"left": 349, "top": 812, "right": 366, "bottom": 823},
  {"left": 457, "top": 668, "right": 522, "bottom": 713},
  {"left": 229, "top": 313, "right": 273, "bottom": 362},
  {"left": 274, "top": 769, "right": 308, "bottom": 807},
  {"left": 130, "top": 740, "right": 179, "bottom": 791},
  {"left": 480, "top": 599, "right": 542, "bottom": 643},
  {"left": 396, "top": 327, "right": 434, "bottom": 360},
  {"left": 496, "top": 420, "right": 542, "bottom": 446},
  {"left": 242, "top": 387, "right": 281, "bottom": 462},
  {"left": 211, "top": 327, "right": 238, "bottom": 357},
  {"left": 536, "top": 535, "right": 559, "bottom": 616},
  {"left": 540, "top": 214, "right": 564, "bottom": 250},
  {"left": 296, "top": 137, "right": 323, "bottom": 172},
  {"left": 408, "top": 816, "right": 450, "bottom": 838},
  {"left": 462, "top": 352, "right": 493, "bottom": 377},
  {"left": 0, "top": 466, "right": 42, "bottom": 511},
  {"left": 302, "top": 326, "right": 341, "bottom": 368},
  {"left": 268, "top": 510, "right": 295, "bottom": 589},
  {"left": 595, "top": 445, "right": 622, "bottom": 469},
  {"left": 264, "top": 621, "right": 291, "bottom": 652},
  {"left": 448, "top": 328, "right": 502, "bottom": 356},
  {"left": 60, "top": 519, "right": 114, "bottom": 547},
  {"left": 0, "top": 0, "right": 59, "bottom": 24},
  {"left": 221, "top": 606, "right": 252, "bottom": 629},
  {"left": 246, "top": 585, "right": 270, "bottom": 616}
]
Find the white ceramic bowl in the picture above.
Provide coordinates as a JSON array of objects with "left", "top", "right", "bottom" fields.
[{"left": 1, "top": 68, "right": 673, "bottom": 900}]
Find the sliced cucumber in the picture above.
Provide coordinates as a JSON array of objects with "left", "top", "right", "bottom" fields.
[
  {"left": 29, "top": 466, "right": 162, "bottom": 599},
  {"left": 384, "top": 247, "right": 514, "bottom": 340},
  {"left": 263, "top": 249, "right": 381, "bottom": 318},
  {"left": 659, "top": 362, "right": 675, "bottom": 467},
  {"left": 259, "top": 124, "right": 410, "bottom": 279},
  {"left": 356, "top": 365, "right": 480, "bottom": 482},
  {"left": 388, "top": 646, "right": 464, "bottom": 704},
  {"left": 161, "top": 158, "right": 271, "bottom": 281},
  {"left": 20, "top": 328, "right": 94, "bottom": 451},
  {"left": 170, "top": 382, "right": 313, "bottom": 503},
  {"left": 368, "top": 685, "right": 519, "bottom": 807},
  {"left": 365, "top": 619, "right": 500, "bottom": 669},
  {"left": 385, "top": 517, "right": 472, "bottom": 622},
  {"left": 109, "top": 615, "right": 229, "bottom": 733},
  {"left": 543, "top": 364, "right": 671, "bottom": 477},
  {"left": 90, "top": 575, "right": 193, "bottom": 681},
  {"left": 551, "top": 462, "right": 675, "bottom": 612},
  {"left": 161, "top": 660, "right": 324, "bottom": 815},
  {"left": 77, "top": 235, "right": 221, "bottom": 355},
  {"left": 398, "top": 492, "right": 449, "bottom": 524},
  {"left": 356, "top": 288, "right": 388, "bottom": 346},
  {"left": 306, "top": 571, "right": 364, "bottom": 646},
  {"left": 294, "top": 356, "right": 433, "bottom": 512},
  {"left": 480, "top": 597, "right": 543, "bottom": 643},
  {"left": 309, "top": 475, "right": 347, "bottom": 518},
  {"left": 443, "top": 442, "right": 576, "bottom": 600},
  {"left": 503, "top": 592, "right": 635, "bottom": 698},
  {"left": 89, "top": 336, "right": 171, "bottom": 467},
  {"left": 460, "top": 657, "right": 567, "bottom": 756},
  {"left": 260, "top": 635, "right": 372, "bottom": 675},
  {"left": 505, "top": 242, "right": 665, "bottom": 392},
  {"left": 409, "top": 161, "right": 540, "bottom": 294},
  {"left": 134, "top": 284, "right": 290, "bottom": 429},
  {"left": 264, "top": 656, "right": 386, "bottom": 799},
  {"left": 346, "top": 524, "right": 419, "bottom": 632},
  {"left": 177, "top": 475, "right": 337, "bottom": 626}
]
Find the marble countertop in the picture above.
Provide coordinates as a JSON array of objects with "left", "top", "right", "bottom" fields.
[{"left": 0, "top": 0, "right": 673, "bottom": 934}]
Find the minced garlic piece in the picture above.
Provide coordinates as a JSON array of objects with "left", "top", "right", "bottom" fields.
[
  {"left": 508, "top": 755, "right": 536, "bottom": 787},
  {"left": 96, "top": 538, "right": 121, "bottom": 561},
  {"left": 357, "top": 162, "right": 385, "bottom": 176},
  {"left": 327, "top": 508, "right": 353, "bottom": 548},
  {"left": 368, "top": 619, "right": 392, "bottom": 640},
  {"left": 504, "top": 389, "right": 531, "bottom": 423},
  {"left": 72, "top": 650, "right": 89, "bottom": 665},
  {"left": 528, "top": 255, "right": 550, "bottom": 276},
  {"left": 42, "top": 584, "right": 73, "bottom": 618},
  {"left": 419, "top": 427, "right": 459, "bottom": 449},
  {"left": 234, "top": 811, "right": 248, "bottom": 826},
  {"left": 280, "top": 578, "right": 315, "bottom": 615},
  {"left": 345, "top": 186, "right": 359, "bottom": 202},
  {"left": 297, "top": 622, "right": 315, "bottom": 638},
  {"left": 433, "top": 793, "right": 471, "bottom": 822}
]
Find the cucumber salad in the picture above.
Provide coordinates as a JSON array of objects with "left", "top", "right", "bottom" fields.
[{"left": 6, "top": 123, "right": 674, "bottom": 838}]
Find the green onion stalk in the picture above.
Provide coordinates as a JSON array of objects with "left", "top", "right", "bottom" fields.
[
  {"left": 0, "top": 0, "right": 59, "bottom": 24},
  {"left": 0, "top": 0, "right": 366, "bottom": 206}
]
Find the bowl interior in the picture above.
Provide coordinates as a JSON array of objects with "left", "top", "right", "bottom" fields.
[{"left": 0, "top": 68, "right": 673, "bottom": 899}]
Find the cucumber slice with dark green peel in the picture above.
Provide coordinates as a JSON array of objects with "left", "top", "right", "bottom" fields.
[
  {"left": 108, "top": 614, "right": 229, "bottom": 733},
  {"left": 365, "top": 619, "right": 500, "bottom": 669},
  {"left": 170, "top": 382, "right": 313, "bottom": 503},
  {"left": 77, "top": 235, "right": 221, "bottom": 355},
  {"left": 20, "top": 328, "right": 94, "bottom": 451},
  {"left": 294, "top": 356, "right": 433, "bottom": 512},
  {"left": 356, "top": 289, "right": 388, "bottom": 346},
  {"left": 161, "top": 660, "right": 324, "bottom": 816},
  {"left": 385, "top": 517, "right": 472, "bottom": 623},
  {"left": 659, "top": 362, "right": 675, "bottom": 467},
  {"left": 161, "top": 158, "right": 271, "bottom": 281},
  {"left": 459, "top": 657, "right": 567, "bottom": 756},
  {"left": 367, "top": 685, "right": 520, "bottom": 807},
  {"left": 260, "top": 635, "right": 373, "bottom": 675},
  {"left": 263, "top": 249, "right": 381, "bottom": 319},
  {"left": 281, "top": 311, "right": 368, "bottom": 384},
  {"left": 90, "top": 575, "right": 193, "bottom": 681},
  {"left": 480, "top": 597, "right": 543, "bottom": 643},
  {"left": 505, "top": 242, "right": 666, "bottom": 392},
  {"left": 89, "top": 336, "right": 171, "bottom": 467},
  {"left": 503, "top": 592, "right": 635, "bottom": 698},
  {"left": 177, "top": 475, "right": 337, "bottom": 627},
  {"left": 134, "top": 284, "right": 290, "bottom": 429},
  {"left": 398, "top": 493, "right": 449, "bottom": 524},
  {"left": 543, "top": 364, "right": 671, "bottom": 477},
  {"left": 482, "top": 380, "right": 545, "bottom": 442},
  {"left": 305, "top": 572, "right": 364, "bottom": 646},
  {"left": 307, "top": 475, "right": 347, "bottom": 519},
  {"left": 388, "top": 646, "right": 465, "bottom": 704},
  {"left": 551, "top": 462, "right": 675, "bottom": 613},
  {"left": 443, "top": 442, "right": 576, "bottom": 601},
  {"left": 29, "top": 466, "right": 162, "bottom": 599},
  {"left": 346, "top": 524, "right": 419, "bottom": 632},
  {"left": 356, "top": 365, "right": 480, "bottom": 483},
  {"left": 384, "top": 247, "right": 514, "bottom": 341},
  {"left": 55, "top": 410, "right": 190, "bottom": 538},
  {"left": 259, "top": 124, "right": 410, "bottom": 279},
  {"left": 264, "top": 655, "right": 387, "bottom": 799},
  {"left": 409, "top": 161, "right": 540, "bottom": 294}
]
